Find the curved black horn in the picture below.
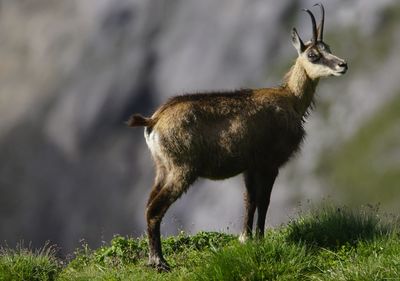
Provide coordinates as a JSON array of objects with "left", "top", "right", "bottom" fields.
[
  {"left": 302, "top": 8, "right": 317, "bottom": 44},
  {"left": 313, "top": 3, "right": 325, "bottom": 41}
]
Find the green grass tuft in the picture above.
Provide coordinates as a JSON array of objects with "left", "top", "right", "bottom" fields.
[
  {"left": 194, "top": 235, "right": 314, "bottom": 281},
  {"left": 285, "top": 205, "right": 390, "bottom": 249},
  {"left": 0, "top": 243, "right": 60, "bottom": 281}
]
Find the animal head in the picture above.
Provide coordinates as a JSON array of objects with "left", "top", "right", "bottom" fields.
[{"left": 291, "top": 3, "right": 348, "bottom": 79}]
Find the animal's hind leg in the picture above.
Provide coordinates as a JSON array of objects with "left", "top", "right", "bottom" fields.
[
  {"left": 240, "top": 171, "right": 257, "bottom": 243},
  {"left": 146, "top": 168, "right": 195, "bottom": 271},
  {"left": 255, "top": 168, "right": 278, "bottom": 238},
  {"left": 147, "top": 164, "right": 167, "bottom": 207}
]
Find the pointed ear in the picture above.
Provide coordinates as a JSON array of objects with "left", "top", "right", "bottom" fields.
[{"left": 291, "top": 28, "right": 305, "bottom": 54}]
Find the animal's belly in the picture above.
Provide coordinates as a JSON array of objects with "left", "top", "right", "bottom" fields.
[
  {"left": 197, "top": 142, "right": 301, "bottom": 179},
  {"left": 199, "top": 160, "right": 245, "bottom": 180},
  {"left": 197, "top": 145, "right": 299, "bottom": 180}
]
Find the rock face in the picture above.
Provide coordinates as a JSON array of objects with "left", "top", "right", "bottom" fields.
[{"left": 0, "top": 0, "right": 399, "bottom": 253}]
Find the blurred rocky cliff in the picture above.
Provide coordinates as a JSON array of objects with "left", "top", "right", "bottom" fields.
[{"left": 0, "top": 0, "right": 399, "bottom": 253}]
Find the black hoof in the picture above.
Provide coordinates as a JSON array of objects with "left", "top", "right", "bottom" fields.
[
  {"left": 156, "top": 261, "right": 170, "bottom": 272},
  {"left": 148, "top": 257, "right": 171, "bottom": 272}
]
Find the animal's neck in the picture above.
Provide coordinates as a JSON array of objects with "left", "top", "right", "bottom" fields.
[{"left": 283, "top": 58, "right": 319, "bottom": 116}]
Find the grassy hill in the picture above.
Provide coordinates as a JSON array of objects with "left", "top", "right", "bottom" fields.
[{"left": 1, "top": 205, "right": 399, "bottom": 281}]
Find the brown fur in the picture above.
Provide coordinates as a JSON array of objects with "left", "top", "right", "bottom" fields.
[{"left": 127, "top": 5, "right": 347, "bottom": 271}]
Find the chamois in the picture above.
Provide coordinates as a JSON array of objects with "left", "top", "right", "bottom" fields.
[{"left": 127, "top": 3, "right": 347, "bottom": 271}]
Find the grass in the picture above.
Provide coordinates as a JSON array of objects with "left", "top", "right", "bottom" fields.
[
  {"left": 0, "top": 243, "right": 59, "bottom": 281},
  {"left": 1, "top": 205, "right": 400, "bottom": 280}
]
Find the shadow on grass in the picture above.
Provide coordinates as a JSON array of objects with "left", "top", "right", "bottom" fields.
[{"left": 285, "top": 205, "right": 392, "bottom": 249}]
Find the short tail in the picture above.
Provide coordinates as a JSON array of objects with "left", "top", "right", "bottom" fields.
[{"left": 126, "top": 114, "right": 152, "bottom": 127}]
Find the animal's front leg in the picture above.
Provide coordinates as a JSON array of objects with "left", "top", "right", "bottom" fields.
[
  {"left": 255, "top": 168, "right": 278, "bottom": 238},
  {"left": 240, "top": 171, "right": 257, "bottom": 243}
]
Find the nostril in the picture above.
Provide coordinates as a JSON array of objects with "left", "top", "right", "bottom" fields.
[{"left": 338, "top": 61, "right": 348, "bottom": 68}]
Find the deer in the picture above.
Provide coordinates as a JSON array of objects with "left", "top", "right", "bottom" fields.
[{"left": 127, "top": 3, "right": 347, "bottom": 271}]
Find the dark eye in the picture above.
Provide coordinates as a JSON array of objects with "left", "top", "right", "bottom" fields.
[{"left": 307, "top": 52, "right": 320, "bottom": 62}]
